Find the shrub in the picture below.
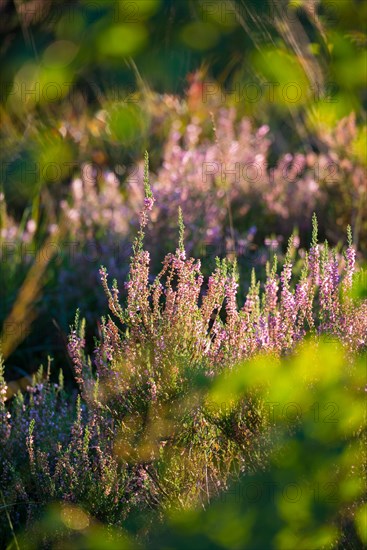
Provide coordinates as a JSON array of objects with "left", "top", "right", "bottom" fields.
[{"left": 1, "top": 154, "right": 366, "bottom": 547}]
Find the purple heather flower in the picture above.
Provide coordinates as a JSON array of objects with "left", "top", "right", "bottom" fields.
[
  {"left": 344, "top": 245, "right": 356, "bottom": 289},
  {"left": 144, "top": 196, "right": 155, "bottom": 211},
  {"left": 309, "top": 245, "right": 320, "bottom": 286}
]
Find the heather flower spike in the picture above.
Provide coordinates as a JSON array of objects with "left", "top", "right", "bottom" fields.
[
  {"left": 178, "top": 207, "right": 185, "bottom": 254},
  {"left": 309, "top": 213, "right": 320, "bottom": 286},
  {"left": 232, "top": 257, "right": 239, "bottom": 282},
  {"left": 134, "top": 151, "right": 155, "bottom": 254},
  {"left": 311, "top": 212, "right": 318, "bottom": 248},
  {"left": 344, "top": 225, "right": 356, "bottom": 289},
  {"left": 216, "top": 256, "right": 227, "bottom": 277},
  {"left": 347, "top": 225, "right": 352, "bottom": 248},
  {"left": 250, "top": 267, "right": 257, "bottom": 290},
  {"left": 68, "top": 308, "right": 87, "bottom": 389},
  {"left": 300, "top": 252, "right": 309, "bottom": 280},
  {"left": 143, "top": 150, "right": 153, "bottom": 201},
  {"left": 73, "top": 309, "right": 80, "bottom": 334},
  {"left": 272, "top": 254, "right": 277, "bottom": 275},
  {"left": 27, "top": 419, "right": 36, "bottom": 474},
  {"left": 285, "top": 234, "right": 294, "bottom": 263}
]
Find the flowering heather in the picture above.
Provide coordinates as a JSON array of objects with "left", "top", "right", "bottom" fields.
[
  {"left": 138, "top": 107, "right": 367, "bottom": 258},
  {"left": 1, "top": 104, "right": 365, "bottom": 363},
  {"left": 56, "top": 163, "right": 134, "bottom": 321},
  {"left": 0, "top": 162, "right": 366, "bottom": 548},
  {"left": 91, "top": 184, "right": 366, "bottom": 387},
  {"left": 60, "top": 164, "right": 131, "bottom": 239}
]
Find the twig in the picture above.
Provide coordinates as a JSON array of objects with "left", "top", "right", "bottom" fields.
[{"left": 0, "top": 488, "right": 20, "bottom": 550}]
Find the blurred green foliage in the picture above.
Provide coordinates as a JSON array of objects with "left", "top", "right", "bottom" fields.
[{"left": 149, "top": 339, "right": 366, "bottom": 549}]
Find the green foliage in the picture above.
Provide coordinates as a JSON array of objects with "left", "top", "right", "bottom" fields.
[{"left": 150, "top": 340, "right": 367, "bottom": 549}]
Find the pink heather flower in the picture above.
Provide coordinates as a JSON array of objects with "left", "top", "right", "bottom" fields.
[
  {"left": 256, "top": 124, "right": 270, "bottom": 138},
  {"left": 99, "top": 267, "right": 124, "bottom": 321},
  {"left": 319, "top": 254, "right": 340, "bottom": 326},
  {"left": 319, "top": 266, "right": 331, "bottom": 310},
  {"left": 243, "top": 290, "right": 260, "bottom": 320},
  {"left": 331, "top": 254, "right": 340, "bottom": 289},
  {"left": 257, "top": 315, "right": 270, "bottom": 347},
  {"left": 26, "top": 432, "right": 35, "bottom": 470},
  {"left": 225, "top": 278, "right": 239, "bottom": 329},
  {"left": 281, "top": 287, "right": 296, "bottom": 322},
  {"left": 280, "top": 259, "right": 296, "bottom": 339},
  {"left": 295, "top": 279, "right": 308, "bottom": 312},
  {"left": 344, "top": 245, "right": 356, "bottom": 289},
  {"left": 294, "top": 277, "right": 314, "bottom": 332},
  {"left": 292, "top": 235, "right": 300, "bottom": 249},
  {"left": 264, "top": 275, "right": 278, "bottom": 313},
  {"left": 280, "top": 261, "right": 292, "bottom": 288},
  {"left": 144, "top": 196, "right": 155, "bottom": 211},
  {"left": 67, "top": 330, "right": 85, "bottom": 388}
]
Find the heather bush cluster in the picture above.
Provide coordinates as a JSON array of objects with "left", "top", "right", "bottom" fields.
[
  {"left": 1, "top": 101, "right": 366, "bottom": 372},
  {"left": 149, "top": 107, "right": 366, "bottom": 258},
  {"left": 1, "top": 159, "right": 366, "bottom": 548},
  {"left": 57, "top": 101, "right": 366, "bottom": 265}
]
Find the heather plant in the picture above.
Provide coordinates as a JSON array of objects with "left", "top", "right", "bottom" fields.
[
  {"left": 0, "top": 157, "right": 268, "bottom": 545},
  {"left": 148, "top": 107, "right": 366, "bottom": 260},
  {"left": 1, "top": 97, "right": 366, "bottom": 377},
  {"left": 95, "top": 176, "right": 366, "bottom": 376},
  {"left": 1, "top": 155, "right": 366, "bottom": 548},
  {"left": 56, "top": 164, "right": 134, "bottom": 325}
]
